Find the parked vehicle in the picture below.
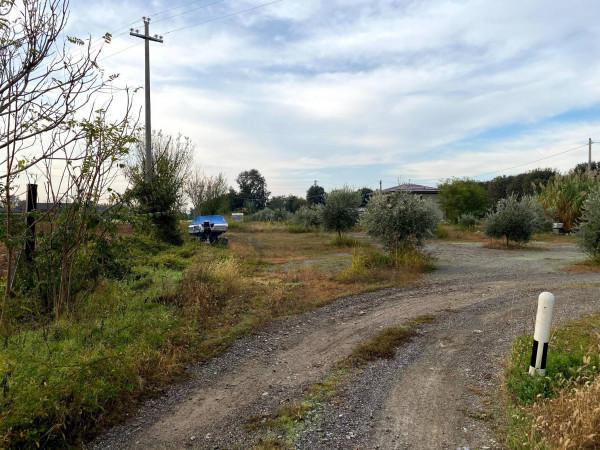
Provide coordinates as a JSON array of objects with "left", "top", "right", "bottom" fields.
[{"left": 188, "top": 215, "right": 228, "bottom": 244}]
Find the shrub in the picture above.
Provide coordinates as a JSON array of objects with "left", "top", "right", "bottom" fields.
[
  {"left": 578, "top": 186, "right": 600, "bottom": 261},
  {"left": 321, "top": 187, "right": 361, "bottom": 237},
  {"left": 438, "top": 179, "right": 489, "bottom": 223},
  {"left": 292, "top": 205, "right": 323, "bottom": 230},
  {"left": 538, "top": 173, "right": 598, "bottom": 232},
  {"left": 361, "top": 191, "right": 441, "bottom": 251},
  {"left": 457, "top": 213, "right": 479, "bottom": 230},
  {"left": 251, "top": 208, "right": 290, "bottom": 223},
  {"left": 484, "top": 195, "right": 536, "bottom": 246},
  {"left": 522, "top": 195, "right": 553, "bottom": 233}
]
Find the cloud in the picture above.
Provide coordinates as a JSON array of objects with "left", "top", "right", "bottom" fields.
[{"left": 63, "top": 0, "right": 600, "bottom": 195}]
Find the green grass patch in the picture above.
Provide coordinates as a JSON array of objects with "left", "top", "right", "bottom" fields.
[
  {"left": 504, "top": 313, "right": 600, "bottom": 449},
  {"left": 0, "top": 236, "right": 204, "bottom": 448}
]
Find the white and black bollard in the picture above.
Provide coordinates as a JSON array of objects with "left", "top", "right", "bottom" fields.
[{"left": 529, "top": 292, "right": 555, "bottom": 376}]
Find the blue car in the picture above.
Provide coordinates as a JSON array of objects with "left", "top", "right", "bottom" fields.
[{"left": 188, "top": 215, "right": 228, "bottom": 244}]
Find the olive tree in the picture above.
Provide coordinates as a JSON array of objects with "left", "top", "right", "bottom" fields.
[
  {"left": 485, "top": 195, "right": 537, "bottom": 247},
  {"left": 361, "top": 191, "right": 441, "bottom": 252},
  {"left": 578, "top": 186, "right": 600, "bottom": 262},
  {"left": 321, "top": 187, "right": 361, "bottom": 237}
]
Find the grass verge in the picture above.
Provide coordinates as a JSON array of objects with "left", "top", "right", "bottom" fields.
[
  {"left": 251, "top": 316, "right": 435, "bottom": 449},
  {"left": 504, "top": 314, "right": 600, "bottom": 449}
]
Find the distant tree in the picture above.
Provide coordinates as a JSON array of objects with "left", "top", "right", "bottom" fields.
[
  {"left": 228, "top": 188, "right": 244, "bottom": 211},
  {"left": 485, "top": 195, "right": 537, "bottom": 247},
  {"left": 438, "top": 179, "right": 489, "bottom": 223},
  {"left": 236, "top": 169, "right": 270, "bottom": 212},
  {"left": 573, "top": 161, "right": 600, "bottom": 175},
  {"left": 268, "top": 195, "right": 307, "bottom": 213},
  {"left": 185, "top": 171, "right": 229, "bottom": 216},
  {"left": 362, "top": 192, "right": 441, "bottom": 252},
  {"left": 483, "top": 168, "right": 557, "bottom": 205},
  {"left": 322, "top": 187, "right": 361, "bottom": 237},
  {"left": 357, "top": 187, "right": 374, "bottom": 207},
  {"left": 307, "top": 184, "right": 326, "bottom": 205},
  {"left": 126, "top": 131, "right": 192, "bottom": 245}
]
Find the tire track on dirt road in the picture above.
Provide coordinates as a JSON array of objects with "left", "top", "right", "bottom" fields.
[{"left": 91, "top": 242, "right": 597, "bottom": 449}]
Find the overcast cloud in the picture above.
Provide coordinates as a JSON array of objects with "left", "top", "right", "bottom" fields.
[{"left": 69, "top": 0, "right": 600, "bottom": 195}]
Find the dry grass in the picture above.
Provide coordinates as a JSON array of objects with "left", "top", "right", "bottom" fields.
[
  {"left": 531, "top": 376, "right": 600, "bottom": 450},
  {"left": 435, "top": 224, "right": 488, "bottom": 242},
  {"left": 564, "top": 260, "right": 600, "bottom": 274},
  {"left": 344, "top": 316, "right": 435, "bottom": 366}
]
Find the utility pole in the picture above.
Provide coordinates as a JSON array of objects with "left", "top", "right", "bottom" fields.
[
  {"left": 589, "top": 138, "right": 593, "bottom": 172},
  {"left": 130, "top": 17, "right": 163, "bottom": 178}
]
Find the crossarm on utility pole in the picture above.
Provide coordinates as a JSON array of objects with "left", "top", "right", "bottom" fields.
[{"left": 130, "top": 17, "right": 163, "bottom": 179}]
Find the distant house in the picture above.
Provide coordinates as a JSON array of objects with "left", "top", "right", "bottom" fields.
[{"left": 382, "top": 183, "right": 439, "bottom": 197}]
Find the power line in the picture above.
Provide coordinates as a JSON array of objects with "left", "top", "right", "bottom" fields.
[
  {"left": 98, "top": 0, "right": 285, "bottom": 62},
  {"left": 89, "top": 0, "right": 228, "bottom": 58},
  {"left": 163, "top": 0, "right": 285, "bottom": 35},
  {"left": 471, "top": 142, "right": 589, "bottom": 179}
]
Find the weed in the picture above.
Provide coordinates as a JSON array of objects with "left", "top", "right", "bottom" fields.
[{"left": 329, "top": 234, "right": 364, "bottom": 248}]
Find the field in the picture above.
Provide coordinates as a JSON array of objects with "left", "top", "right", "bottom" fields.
[{"left": 0, "top": 222, "right": 427, "bottom": 448}]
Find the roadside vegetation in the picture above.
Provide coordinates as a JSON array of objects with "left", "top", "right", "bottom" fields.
[{"left": 504, "top": 314, "right": 600, "bottom": 450}]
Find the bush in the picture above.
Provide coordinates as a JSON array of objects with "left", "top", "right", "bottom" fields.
[
  {"left": 484, "top": 195, "right": 536, "bottom": 246},
  {"left": 292, "top": 205, "right": 323, "bottom": 230},
  {"left": 578, "top": 186, "right": 600, "bottom": 261},
  {"left": 251, "top": 208, "right": 290, "bottom": 222},
  {"left": 438, "top": 179, "right": 489, "bottom": 223},
  {"left": 321, "top": 187, "right": 361, "bottom": 237},
  {"left": 457, "top": 213, "right": 479, "bottom": 230},
  {"left": 538, "top": 173, "right": 598, "bottom": 232},
  {"left": 522, "top": 195, "right": 553, "bottom": 233},
  {"left": 361, "top": 191, "right": 441, "bottom": 251}
]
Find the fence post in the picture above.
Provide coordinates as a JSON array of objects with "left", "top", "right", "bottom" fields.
[
  {"left": 529, "top": 292, "right": 555, "bottom": 376},
  {"left": 24, "top": 183, "right": 37, "bottom": 262}
]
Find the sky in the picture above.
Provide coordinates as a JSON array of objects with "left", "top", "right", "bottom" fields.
[{"left": 67, "top": 0, "right": 600, "bottom": 196}]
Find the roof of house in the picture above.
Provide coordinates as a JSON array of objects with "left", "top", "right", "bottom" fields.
[{"left": 381, "top": 183, "right": 439, "bottom": 195}]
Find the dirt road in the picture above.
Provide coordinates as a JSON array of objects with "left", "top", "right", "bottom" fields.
[{"left": 91, "top": 241, "right": 600, "bottom": 450}]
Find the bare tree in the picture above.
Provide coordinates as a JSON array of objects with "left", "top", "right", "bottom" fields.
[
  {"left": 0, "top": 0, "right": 133, "bottom": 321},
  {"left": 185, "top": 170, "right": 228, "bottom": 216}
]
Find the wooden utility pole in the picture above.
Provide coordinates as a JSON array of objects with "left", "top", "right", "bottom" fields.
[{"left": 130, "top": 17, "right": 163, "bottom": 178}]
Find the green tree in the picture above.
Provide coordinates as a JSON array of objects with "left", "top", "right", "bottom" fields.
[
  {"left": 485, "top": 195, "right": 536, "bottom": 247},
  {"left": 321, "top": 187, "right": 361, "bottom": 237},
  {"left": 361, "top": 192, "right": 441, "bottom": 251},
  {"left": 307, "top": 184, "right": 326, "bottom": 205},
  {"left": 126, "top": 131, "right": 192, "bottom": 245},
  {"left": 236, "top": 169, "right": 270, "bottom": 212},
  {"left": 578, "top": 186, "right": 600, "bottom": 261},
  {"left": 438, "top": 179, "right": 489, "bottom": 223},
  {"left": 268, "top": 195, "right": 307, "bottom": 213}
]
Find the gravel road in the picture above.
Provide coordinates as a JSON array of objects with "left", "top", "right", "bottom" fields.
[{"left": 90, "top": 241, "right": 600, "bottom": 450}]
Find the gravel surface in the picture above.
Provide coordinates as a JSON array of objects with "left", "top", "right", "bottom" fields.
[{"left": 90, "top": 240, "right": 599, "bottom": 450}]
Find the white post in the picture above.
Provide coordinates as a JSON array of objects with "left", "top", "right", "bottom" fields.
[{"left": 529, "top": 292, "right": 555, "bottom": 376}]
